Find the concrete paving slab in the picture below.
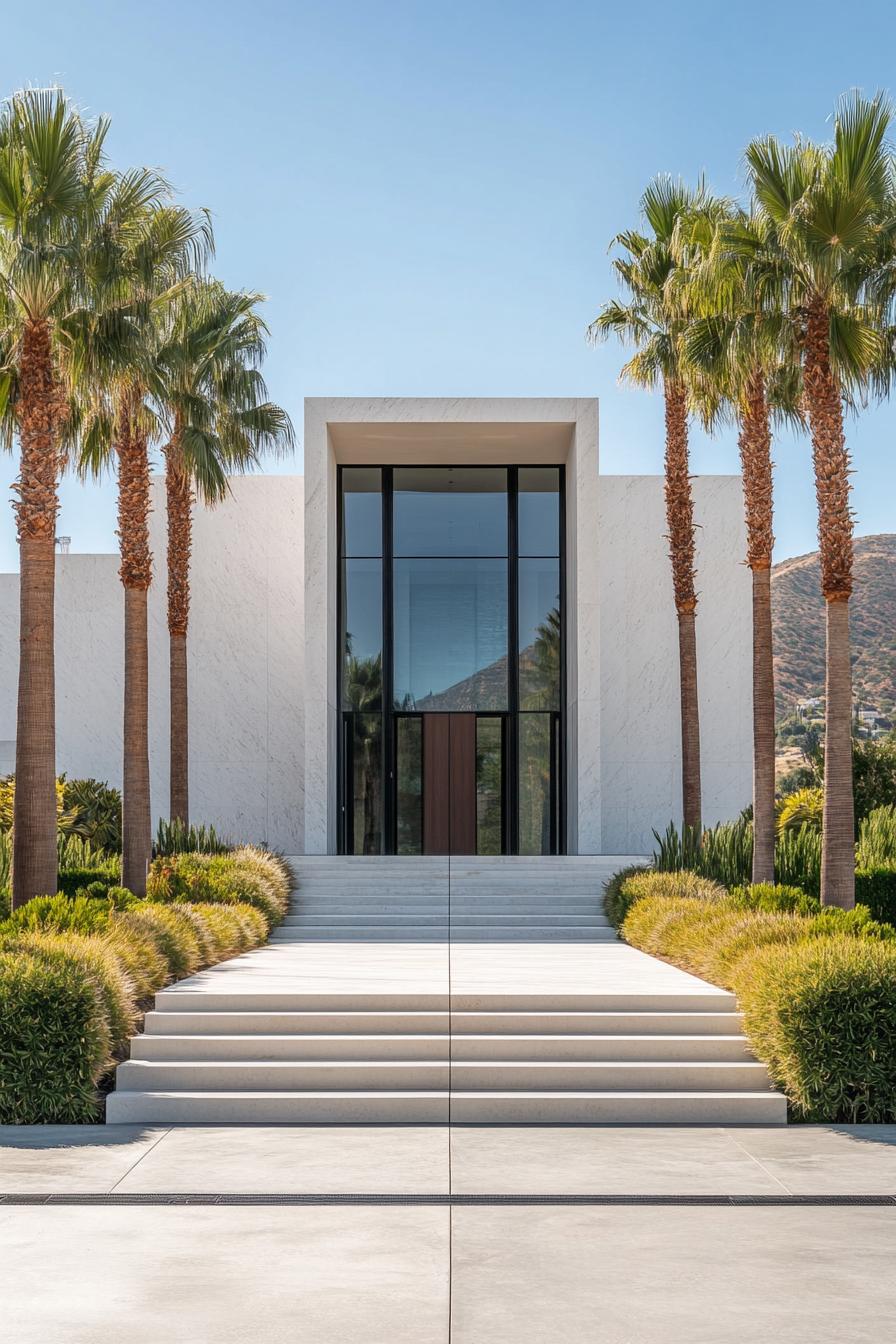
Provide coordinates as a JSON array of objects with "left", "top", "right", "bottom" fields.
[
  {"left": 449, "top": 1126, "right": 787, "bottom": 1194},
  {"left": 1, "top": 1205, "right": 449, "bottom": 1344},
  {"left": 115, "top": 1124, "right": 450, "bottom": 1192},
  {"left": 0, "top": 1125, "right": 168, "bottom": 1193},
  {"left": 729, "top": 1124, "right": 896, "bottom": 1193},
  {"left": 450, "top": 1206, "right": 896, "bottom": 1343}
]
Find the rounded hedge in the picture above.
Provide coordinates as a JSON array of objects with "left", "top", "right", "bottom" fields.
[{"left": 0, "top": 948, "right": 111, "bottom": 1124}]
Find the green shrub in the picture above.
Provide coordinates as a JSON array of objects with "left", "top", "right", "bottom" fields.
[
  {"left": 774, "top": 823, "right": 822, "bottom": 897},
  {"left": 147, "top": 850, "right": 289, "bottom": 929},
  {"left": 653, "top": 818, "right": 824, "bottom": 898},
  {"left": 620, "top": 894, "right": 896, "bottom": 1121},
  {"left": 110, "top": 904, "right": 201, "bottom": 981},
  {"left": 776, "top": 787, "right": 824, "bottom": 835},
  {"left": 604, "top": 867, "right": 725, "bottom": 929},
  {"left": 653, "top": 819, "right": 752, "bottom": 888},
  {"left": 729, "top": 883, "right": 819, "bottom": 915},
  {"left": 104, "top": 919, "right": 168, "bottom": 999},
  {"left": 855, "top": 868, "right": 896, "bottom": 926},
  {"left": 857, "top": 806, "right": 896, "bottom": 869},
  {"left": 58, "top": 834, "right": 118, "bottom": 872},
  {"left": 155, "top": 817, "right": 230, "bottom": 857},
  {"left": 0, "top": 948, "right": 110, "bottom": 1123},
  {"left": 2, "top": 893, "right": 114, "bottom": 936},
  {"left": 603, "top": 865, "right": 652, "bottom": 926},
  {"left": 57, "top": 866, "right": 120, "bottom": 899},
  {"left": 190, "top": 902, "right": 265, "bottom": 957},
  {"left": 0, "top": 830, "right": 11, "bottom": 891},
  {"left": 62, "top": 777, "right": 122, "bottom": 852},
  {"left": 735, "top": 938, "right": 896, "bottom": 1121},
  {"left": 14, "top": 931, "right": 136, "bottom": 1052}
]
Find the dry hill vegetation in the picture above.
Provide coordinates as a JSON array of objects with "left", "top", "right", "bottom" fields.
[{"left": 772, "top": 535, "right": 896, "bottom": 720}]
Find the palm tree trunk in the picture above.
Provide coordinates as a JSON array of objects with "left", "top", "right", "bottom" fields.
[
  {"left": 11, "top": 320, "right": 67, "bottom": 907},
  {"left": 739, "top": 371, "right": 776, "bottom": 885},
  {"left": 803, "top": 299, "right": 855, "bottom": 908},
  {"left": 750, "top": 568, "right": 776, "bottom": 883},
  {"left": 664, "top": 378, "right": 701, "bottom": 830},
  {"left": 118, "top": 403, "right": 153, "bottom": 896},
  {"left": 165, "top": 446, "right": 192, "bottom": 824}
]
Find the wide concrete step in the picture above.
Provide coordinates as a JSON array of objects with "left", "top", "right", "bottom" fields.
[
  {"left": 143, "top": 1008, "right": 744, "bottom": 1037},
  {"left": 289, "top": 897, "right": 607, "bottom": 914},
  {"left": 116, "top": 1059, "right": 450, "bottom": 1091},
  {"left": 269, "top": 926, "right": 618, "bottom": 942},
  {"left": 281, "top": 912, "right": 611, "bottom": 927},
  {"left": 105, "top": 1088, "right": 784, "bottom": 1125},
  {"left": 130, "top": 1033, "right": 753, "bottom": 1063},
  {"left": 115, "top": 1058, "right": 769, "bottom": 1093},
  {"left": 105, "top": 1090, "right": 449, "bottom": 1124},
  {"left": 453, "top": 1035, "right": 753, "bottom": 1062},
  {"left": 448, "top": 1091, "right": 787, "bottom": 1123},
  {"left": 143, "top": 1009, "right": 452, "bottom": 1035},
  {"left": 152, "top": 989, "right": 736, "bottom": 1013}
]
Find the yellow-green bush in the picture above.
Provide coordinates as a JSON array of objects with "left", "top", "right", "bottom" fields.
[
  {"left": 617, "top": 878, "right": 896, "bottom": 1122},
  {"left": 147, "top": 847, "right": 291, "bottom": 929},
  {"left": 0, "top": 848, "right": 286, "bottom": 1122},
  {"left": 733, "top": 938, "right": 896, "bottom": 1122},
  {"left": 11, "top": 931, "right": 137, "bottom": 1053},
  {"left": 604, "top": 867, "right": 725, "bottom": 929},
  {"left": 0, "top": 948, "right": 111, "bottom": 1124}
]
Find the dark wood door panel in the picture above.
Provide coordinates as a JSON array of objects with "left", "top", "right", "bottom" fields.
[
  {"left": 423, "top": 715, "right": 450, "bottom": 855},
  {"left": 449, "top": 713, "right": 476, "bottom": 855}
]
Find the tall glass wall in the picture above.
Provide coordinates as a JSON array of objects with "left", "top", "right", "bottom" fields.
[{"left": 339, "top": 465, "right": 562, "bottom": 854}]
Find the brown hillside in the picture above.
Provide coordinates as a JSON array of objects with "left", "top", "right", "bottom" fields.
[{"left": 771, "top": 534, "right": 896, "bottom": 719}]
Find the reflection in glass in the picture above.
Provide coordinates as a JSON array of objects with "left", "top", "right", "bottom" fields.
[
  {"left": 350, "top": 714, "right": 382, "bottom": 854},
  {"left": 394, "top": 467, "right": 507, "bottom": 556},
  {"left": 396, "top": 717, "right": 423, "bottom": 855},
  {"left": 518, "top": 467, "right": 560, "bottom": 556},
  {"left": 341, "top": 467, "right": 382, "bottom": 557},
  {"left": 341, "top": 559, "right": 383, "bottom": 710},
  {"left": 393, "top": 558, "right": 508, "bottom": 710},
  {"left": 519, "top": 714, "right": 552, "bottom": 855},
  {"left": 476, "top": 717, "right": 504, "bottom": 855},
  {"left": 519, "top": 558, "right": 560, "bottom": 710}
]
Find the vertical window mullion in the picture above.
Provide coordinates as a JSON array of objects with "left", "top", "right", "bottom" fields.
[
  {"left": 383, "top": 468, "right": 394, "bottom": 853},
  {"left": 508, "top": 468, "right": 519, "bottom": 855}
]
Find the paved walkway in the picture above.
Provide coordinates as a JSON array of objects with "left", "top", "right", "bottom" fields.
[{"left": 2, "top": 1125, "right": 896, "bottom": 1341}]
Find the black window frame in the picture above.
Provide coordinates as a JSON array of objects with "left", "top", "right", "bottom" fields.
[{"left": 338, "top": 463, "right": 565, "bottom": 855}]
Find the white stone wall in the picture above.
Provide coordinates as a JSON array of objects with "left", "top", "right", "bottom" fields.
[
  {"left": 598, "top": 476, "right": 752, "bottom": 852},
  {"left": 0, "top": 450, "right": 751, "bottom": 857},
  {"left": 0, "top": 475, "right": 305, "bottom": 852}
]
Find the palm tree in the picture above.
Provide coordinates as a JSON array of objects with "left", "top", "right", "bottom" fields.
[
  {"left": 80, "top": 201, "right": 213, "bottom": 894},
  {"left": 589, "top": 178, "right": 720, "bottom": 831},
  {"left": 675, "top": 204, "right": 801, "bottom": 883},
  {"left": 0, "top": 89, "right": 111, "bottom": 906},
  {"left": 747, "top": 91, "right": 895, "bottom": 907},
  {"left": 154, "top": 280, "right": 294, "bottom": 823}
]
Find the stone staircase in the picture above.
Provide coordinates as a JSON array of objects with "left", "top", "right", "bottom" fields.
[{"left": 106, "top": 857, "right": 786, "bottom": 1125}]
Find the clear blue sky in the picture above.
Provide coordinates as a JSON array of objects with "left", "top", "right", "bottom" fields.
[{"left": 1, "top": 0, "right": 894, "bottom": 569}]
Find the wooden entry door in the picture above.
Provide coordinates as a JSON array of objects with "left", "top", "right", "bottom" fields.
[{"left": 422, "top": 713, "right": 476, "bottom": 855}]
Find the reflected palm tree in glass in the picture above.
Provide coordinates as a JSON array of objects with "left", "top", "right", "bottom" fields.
[{"left": 343, "top": 636, "right": 383, "bottom": 854}]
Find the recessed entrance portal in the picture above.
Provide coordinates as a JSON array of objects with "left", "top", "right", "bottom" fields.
[{"left": 339, "top": 465, "right": 563, "bottom": 854}]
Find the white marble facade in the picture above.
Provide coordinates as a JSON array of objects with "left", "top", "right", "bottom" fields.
[{"left": 0, "top": 397, "right": 752, "bottom": 854}]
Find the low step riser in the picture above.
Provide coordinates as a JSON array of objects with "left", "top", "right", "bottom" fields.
[
  {"left": 152, "top": 991, "right": 736, "bottom": 1013},
  {"left": 143, "top": 1010, "right": 743, "bottom": 1037},
  {"left": 281, "top": 914, "right": 612, "bottom": 927},
  {"left": 269, "top": 928, "right": 619, "bottom": 942},
  {"left": 105, "top": 1091, "right": 785, "bottom": 1125},
  {"left": 131, "top": 1035, "right": 753, "bottom": 1063},
  {"left": 115, "top": 1060, "right": 768, "bottom": 1093}
]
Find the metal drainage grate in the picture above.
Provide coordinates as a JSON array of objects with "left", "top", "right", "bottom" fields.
[{"left": 1, "top": 1192, "right": 895, "bottom": 1207}]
